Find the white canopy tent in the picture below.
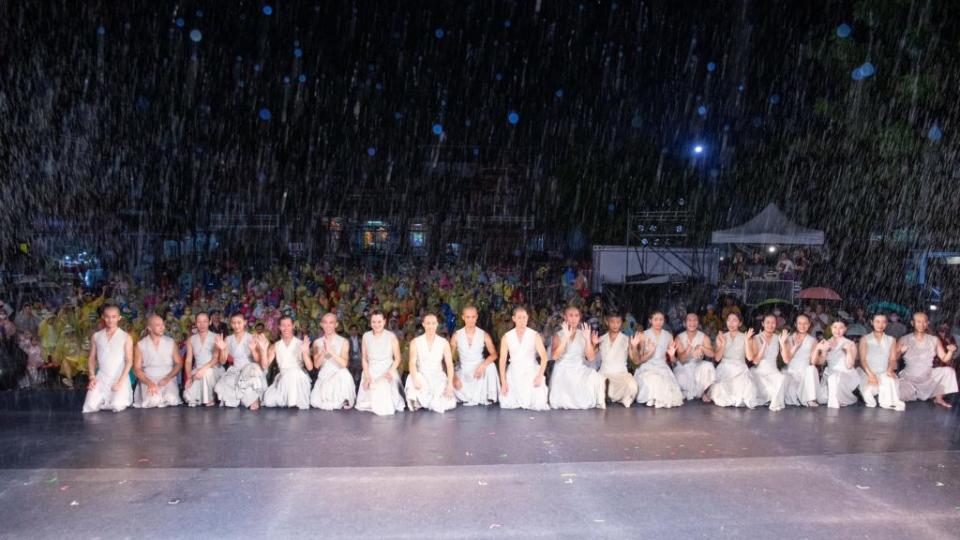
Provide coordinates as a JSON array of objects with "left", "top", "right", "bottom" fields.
[{"left": 711, "top": 203, "right": 824, "bottom": 245}]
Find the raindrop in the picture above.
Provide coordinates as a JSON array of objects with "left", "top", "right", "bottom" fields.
[
  {"left": 195, "top": 9, "right": 204, "bottom": 18},
  {"left": 737, "top": 84, "right": 745, "bottom": 92},
  {"left": 507, "top": 111, "right": 520, "bottom": 124},
  {"left": 706, "top": 62, "right": 717, "bottom": 72},
  {"left": 465, "top": 119, "right": 472, "bottom": 127},
  {"left": 752, "top": 116, "right": 763, "bottom": 127},
  {"left": 435, "top": 28, "right": 445, "bottom": 39},
  {"left": 258, "top": 108, "right": 272, "bottom": 121},
  {"left": 630, "top": 115, "right": 642, "bottom": 128},
  {"left": 294, "top": 48, "right": 303, "bottom": 58},
  {"left": 836, "top": 23, "right": 852, "bottom": 38},
  {"left": 472, "top": 147, "right": 480, "bottom": 156},
  {"left": 432, "top": 124, "right": 443, "bottom": 135},
  {"left": 607, "top": 204, "right": 615, "bottom": 213},
  {"left": 175, "top": 18, "right": 185, "bottom": 28},
  {"left": 860, "top": 62, "right": 875, "bottom": 77},
  {"left": 928, "top": 125, "right": 943, "bottom": 141},
  {"left": 555, "top": 89, "right": 564, "bottom": 98},
  {"left": 851, "top": 67, "right": 864, "bottom": 81},
  {"left": 283, "top": 76, "right": 290, "bottom": 84},
  {"left": 375, "top": 83, "right": 382, "bottom": 90},
  {"left": 367, "top": 147, "right": 377, "bottom": 156},
  {"left": 495, "top": 73, "right": 503, "bottom": 81},
  {"left": 263, "top": 5, "right": 273, "bottom": 15},
  {"left": 189, "top": 29, "right": 202, "bottom": 42},
  {"left": 96, "top": 26, "right": 106, "bottom": 35},
  {"left": 293, "top": 40, "right": 300, "bottom": 47},
  {"left": 254, "top": 64, "right": 262, "bottom": 72},
  {"left": 504, "top": 20, "right": 512, "bottom": 28},
  {"left": 394, "top": 112, "right": 403, "bottom": 120},
  {"left": 697, "top": 105, "right": 708, "bottom": 116},
  {"left": 769, "top": 94, "right": 781, "bottom": 104},
  {"left": 135, "top": 96, "right": 149, "bottom": 111},
  {"left": 298, "top": 74, "right": 307, "bottom": 83}
]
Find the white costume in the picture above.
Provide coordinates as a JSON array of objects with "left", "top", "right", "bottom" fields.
[
  {"left": 673, "top": 330, "right": 717, "bottom": 400},
  {"left": 634, "top": 328, "right": 684, "bottom": 408},
  {"left": 499, "top": 328, "right": 550, "bottom": 410},
  {"left": 133, "top": 336, "right": 182, "bottom": 408},
  {"left": 816, "top": 337, "right": 860, "bottom": 408},
  {"left": 597, "top": 332, "right": 639, "bottom": 407},
  {"left": 183, "top": 332, "right": 223, "bottom": 406},
  {"left": 310, "top": 334, "right": 357, "bottom": 410},
  {"left": 82, "top": 328, "right": 133, "bottom": 413},
  {"left": 263, "top": 337, "right": 311, "bottom": 409},
  {"left": 452, "top": 328, "right": 500, "bottom": 406},
  {"left": 751, "top": 334, "right": 787, "bottom": 411},
  {"left": 782, "top": 334, "right": 820, "bottom": 406},
  {"left": 858, "top": 333, "right": 905, "bottom": 410},
  {"left": 898, "top": 333, "right": 958, "bottom": 402},
  {"left": 214, "top": 333, "right": 267, "bottom": 408},
  {"left": 548, "top": 326, "right": 605, "bottom": 409},
  {"left": 708, "top": 332, "right": 759, "bottom": 408},
  {"left": 405, "top": 334, "right": 457, "bottom": 413},
  {"left": 355, "top": 331, "right": 405, "bottom": 415}
]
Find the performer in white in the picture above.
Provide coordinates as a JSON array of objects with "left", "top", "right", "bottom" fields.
[
  {"left": 897, "top": 312, "right": 957, "bottom": 408},
  {"left": 747, "top": 314, "right": 787, "bottom": 411},
  {"left": 673, "top": 312, "right": 717, "bottom": 402},
  {"left": 405, "top": 314, "right": 457, "bottom": 413},
  {"left": 183, "top": 312, "right": 223, "bottom": 407},
  {"left": 82, "top": 305, "right": 134, "bottom": 413},
  {"left": 133, "top": 314, "right": 183, "bottom": 408},
  {"left": 310, "top": 313, "right": 357, "bottom": 410},
  {"left": 780, "top": 314, "right": 821, "bottom": 407},
  {"left": 857, "top": 313, "right": 905, "bottom": 411},
  {"left": 594, "top": 312, "right": 639, "bottom": 407},
  {"left": 815, "top": 320, "right": 860, "bottom": 408},
  {"left": 707, "top": 312, "right": 759, "bottom": 408},
  {"left": 451, "top": 306, "right": 500, "bottom": 406},
  {"left": 263, "top": 316, "right": 313, "bottom": 409},
  {"left": 214, "top": 313, "right": 269, "bottom": 410},
  {"left": 633, "top": 311, "right": 684, "bottom": 408},
  {"left": 498, "top": 306, "right": 550, "bottom": 410},
  {"left": 355, "top": 311, "right": 405, "bottom": 415},
  {"left": 549, "top": 306, "right": 605, "bottom": 409}
]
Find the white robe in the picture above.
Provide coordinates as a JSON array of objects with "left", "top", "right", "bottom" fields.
[
  {"left": 405, "top": 334, "right": 457, "bottom": 413},
  {"left": 598, "top": 332, "right": 639, "bottom": 407},
  {"left": 133, "top": 336, "right": 182, "bottom": 408},
  {"left": 310, "top": 334, "right": 357, "bottom": 410},
  {"left": 751, "top": 334, "right": 787, "bottom": 412},
  {"left": 782, "top": 335, "right": 820, "bottom": 406},
  {"left": 82, "top": 328, "right": 134, "bottom": 413},
  {"left": 453, "top": 328, "right": 500, "bottom": 406},
  {"left": 708, "top": 332, "right": 759, "bottom": 409},
  {"left": 183, "top": 332, "right": 223, "bottom": 406},
  {"left": 816, "top": 337, "right": 860, "bottom": 408},
  {"left": 548, "top": 327, "right": 605, "bottom": 409},
  {"left": 214, "top": 333, "right": 267, "bottom": 408},
  {"left": 673, "top": 330, "right": 717, "bottom": 400},
  {"left": 634, "top": 329, "right": 684, "bottom": 408},
  {"left": 355, "top": 331, "right": 405, "bottom": 415},
  {"left": 898, "top": 333, "right": 958, "bottom": 401},
  {"left": 858, "top": 333, "right": 905, "bottom": 411},
  {"left": 499, "top": 328, "right": 550, "bottom": 410},
  {"left": 263, "top": 337, "right": 311, "bottom": 409}
]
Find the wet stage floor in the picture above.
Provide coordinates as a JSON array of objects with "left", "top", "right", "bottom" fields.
[{"left": 1, "top": 391, "right": 959, "bottom": 539}]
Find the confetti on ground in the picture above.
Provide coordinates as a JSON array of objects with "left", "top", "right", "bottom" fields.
[
  {"left": 464, "top": 451, "right": 473, "bottom": 456},
  {"left": 593, "top": 519, "right": 606, "bottom": 523},
  {"left": 70, "top": 501, "right": 79, "bottom": 506},
  {"left": 59, "top": 485, "right": 69, "bottom": 491},
  {"left": 478, "top": 481, "right": 488, "bottom": 486},
  {"left": 564, "top": 479, "right": 574, "bottom": 484},
  {"left": 856, "top": 485, "right": 870, "bottom": 490},
  {"left": 168, "top": 498, "right": 181, "bottom": 505},
  {"left": 560, "top": 473, "right": 577, "bottom": 477},
  {"left": 936, "top": 482, "right": 945, "bottom": 487},
  {"left": 118, "top": 480, "right": 127, "bottom": 485},
  {"left": 137, "top": 458, "right": 150, "bottom": 463},
  {"left": 45, "top": 477, "right": 58, "bottom": 484},
  {"left": 488, "top": 523, "right": 502, "bottom": 529},
  {"left": 499, "top": 453, "right": 508, "bottom": 458}
]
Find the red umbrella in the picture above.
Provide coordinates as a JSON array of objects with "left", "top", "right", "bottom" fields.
[{"left": 797, "top": 287, "right": 842, "bottom": 301}]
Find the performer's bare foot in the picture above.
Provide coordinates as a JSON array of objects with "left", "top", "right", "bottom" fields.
[
  {"left": 249, "top": 400, "right": 260, "bottom": 411},
  {"left": 933, "top": 396, "right": 952, "bottom": 409},
  {"left": 806, "top": 400, "right": 819, "bottom": 407},
  {"left": 701, "top": 393, "right": 712, "bottom": 404}
]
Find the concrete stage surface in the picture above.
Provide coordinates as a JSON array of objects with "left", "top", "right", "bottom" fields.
[{"left": 1, "top": 391, "right": 959, "bottom": 539}]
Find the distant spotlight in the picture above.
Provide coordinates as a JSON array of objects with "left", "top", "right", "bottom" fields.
[
  {"left": 928, "top": 125, "right": 943, "bottom": 141},
  {"left": 930, "top": 304, "right": 938, "bottom": 311},
  {"left": 693, "top": 145, "right": 704, "bottom": 154},
  {"left": 431, "top": 124, "right": 443, "bottom": 135},
  {"left": 768, "top": 245, "right": 777, "bottom": 253},
  {"left": 189, "top": 29, "right": 202, "bottom": 42},
  {"left": 836, "top": 23, "right": 852, "bottom": 38},
  {"left": 262, "top": 5, "right": 273, "bottom": 15},
  {"left": 507, "top": 111, "right": 520, "bottom": 124}
]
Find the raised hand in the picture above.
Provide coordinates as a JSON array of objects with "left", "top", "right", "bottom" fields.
[
  {"left": 746, "top": 328, "right": 755, "bottom": 339},
  {"left": 591, "top": 330, "right": 600, "bottom": 347},
  {"left": 214, "top": 334, "right": 227, "bottom": 351},
  {"left": 778, "top": 329, "right": 790, "bottom": 343},
  {"left": 630, "top": 332, "right": 644, "bottom": 349}
]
